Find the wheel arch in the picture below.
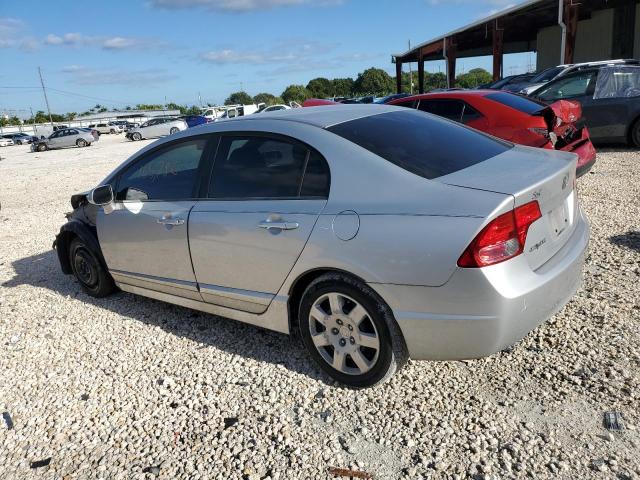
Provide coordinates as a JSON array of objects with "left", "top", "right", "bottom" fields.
[
  {"left": 286, "top": 267, "right": 377, "bottom": 335},
  {"left": 626, "top": 112, "right": 640, "bottom": 146},
  {"left": 54, "top": 220, "right": 108, "bottom": 275}
]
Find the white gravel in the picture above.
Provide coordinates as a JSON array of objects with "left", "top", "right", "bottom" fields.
[{"left": 0, "top": 135, "right": 639, "bottom": 479}]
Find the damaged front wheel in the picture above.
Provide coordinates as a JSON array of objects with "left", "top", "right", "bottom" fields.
[{"left": 69, "top": 238, "right": 116, "bottom": 298}]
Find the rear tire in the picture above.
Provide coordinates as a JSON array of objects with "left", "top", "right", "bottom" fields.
[
  {"left": 132, "top": 132, "right": 142, "bottom": 141},
  {"left": 298, "top": 273, "right": 408, "bottom": 388},
  {"left": 69, "top": 238, "right": 116, "bottom": 298},
  {"left": 76, "top": 139, "right": 87, "bottom": 147},
  {"left": 169, "top": 127, "right": 179, "bottom": 135},
  {"left": 630, "top": 118, "right": 640, "bottom": 147}
]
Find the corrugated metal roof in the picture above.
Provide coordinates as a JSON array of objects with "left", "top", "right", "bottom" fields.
[{"left": 392, "top": 0, "right": 546, "bottom": 59}]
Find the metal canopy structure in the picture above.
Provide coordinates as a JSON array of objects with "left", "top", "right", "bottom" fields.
[{"left": 392, "top": 0, "right": 638, "bottom": 92}]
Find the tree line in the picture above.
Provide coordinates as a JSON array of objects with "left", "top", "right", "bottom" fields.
[{"left": 1, "top": 67, "right": 493, "bottom": 127}]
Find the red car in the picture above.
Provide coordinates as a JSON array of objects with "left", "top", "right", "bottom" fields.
[{"left": 388, "top": 90, "right": 596, "bottom": 177}]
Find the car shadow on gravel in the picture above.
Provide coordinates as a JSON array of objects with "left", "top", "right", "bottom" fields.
[
  {"left": 3, "top": 249, "right": 332, "bottom": 384},
  {"left": 609, "top": 231, "right": 640, "bottom": 253}
]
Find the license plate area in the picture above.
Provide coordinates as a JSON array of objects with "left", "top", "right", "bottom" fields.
[{"left": 548, "top": 202, "right": 570, "bottom": 238}]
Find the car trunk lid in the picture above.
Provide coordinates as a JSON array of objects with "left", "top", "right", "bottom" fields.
[{"left": 435, "top": 145, "right": 578, "bottom": 270}]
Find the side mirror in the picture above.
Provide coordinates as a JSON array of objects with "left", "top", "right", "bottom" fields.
[{"left": 88, "top": 185, "right": 114, "bottom": 206}]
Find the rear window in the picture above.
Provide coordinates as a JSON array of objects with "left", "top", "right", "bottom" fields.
[
  {"left": 327, "top": 110, "right": 511, "bottom": 180},
  {"left": 485, "top": 92, "right": 546, "bottom": 114}
]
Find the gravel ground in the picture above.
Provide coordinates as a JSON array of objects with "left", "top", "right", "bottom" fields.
[{"left": 0, "top": 135, "right": 639, "bottom": 479}]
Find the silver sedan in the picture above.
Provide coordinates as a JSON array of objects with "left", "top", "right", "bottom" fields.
[
  {"left": 54, "top": 105, "right": 589, "bottom": 387},
  {"left": 31, "top": 128, "right": 98, "bottom": 152}
]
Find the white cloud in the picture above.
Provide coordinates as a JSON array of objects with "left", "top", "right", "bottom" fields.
[
  {"left": 201, "top": 39, "right": 335, "bottom": 65},
  {"left": 0, "top": 17, "right": 39, "bottom": 51},
  {"left": 61, "top": 65, "right": 177, "bottom": 85},
  {"left": 149, "top": 0, "right": 342, "bottom": 12},
  {"left": 45, "top": 32, "right": 162, "bottom": 50}
]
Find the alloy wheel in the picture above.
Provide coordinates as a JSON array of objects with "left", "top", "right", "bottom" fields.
[{"left": 308, "top": 292, "right": 380, "bottom": 375}]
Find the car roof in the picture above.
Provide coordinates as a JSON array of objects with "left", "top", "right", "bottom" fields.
[{"left": 227, "top": 104, "right": 399, "bottom": 128}]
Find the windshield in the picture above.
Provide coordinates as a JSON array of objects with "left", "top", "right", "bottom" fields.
[{"left": 531, "top": 67, "right": 564, "bottom": 83}]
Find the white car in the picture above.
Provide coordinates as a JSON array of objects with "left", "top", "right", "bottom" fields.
[
  {"left": 0, "top": 138, "right": 15, "bottom": 147},
  {"left": 88, "top": 123, "right": 122, "bottom": 135},
  {"left": 259, "top": 104, "right": 292, "bottom": 113},
  {"left": 126, "top": 117, "right": 188, "bottom": 141}
]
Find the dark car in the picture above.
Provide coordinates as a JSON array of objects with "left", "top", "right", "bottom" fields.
[
  {"left": 180, "top": 115, "right": 208, "bottom": 128},
  {"left": 530, "top": 65, "right": 640, "bottom": 146},
  {"left": 478, "top": 73, "right": 536, "bottom": 91},
  {"left": 374, "top": 93, "right": 411, "bottom": 104}
]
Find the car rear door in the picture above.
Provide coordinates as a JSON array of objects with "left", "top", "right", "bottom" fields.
[
  {"left": 62, "top": 129, "right": 79, "bottom": 147},
  {"left": 97, "top": 136, "right": 214, "bottom": 299},
  {"left": 189, "top": 134, "right": 330, "bottom": 313}
]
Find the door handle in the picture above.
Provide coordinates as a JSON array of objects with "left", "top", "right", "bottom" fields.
[
  {"left": 157, "top": 216, "right": 185, "bottom": 226},
  {"left": 258, "top": 221, "right": 299, "bottom": 231}
]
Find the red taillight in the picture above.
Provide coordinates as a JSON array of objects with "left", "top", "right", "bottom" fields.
[{"left": 457, "top": 201, "right": 542, "bottom": 268}]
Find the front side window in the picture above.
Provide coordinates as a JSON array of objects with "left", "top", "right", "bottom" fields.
[
  {"left": 535, "top": 71, "right": 598, "bottom": 101},
  {"left": 116, "top": 138, "right": 207, "bottom": 201},
  {"left": 208, "top": 135, "right": 329, "bottom": 199}
]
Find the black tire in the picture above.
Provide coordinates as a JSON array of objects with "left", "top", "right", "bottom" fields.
[
  {"left": 69, "top": 238, "right": 116, "bottom": 298},
  {"left": 16, "top": 140, "right": 22, "bottom": 145},
  {"left": 298, "top": 273, "right": 408, "bottom": 388},
  {"left": 169, "top": 127, "right": 179, "bottom": 135},
  {"left": 36, "top": 143, "right": 47, "bottom": 152},
  {"left": 630, "top": 118, "right": 640, "bottom": 147},
  {"left": 132, "top": 132, "right": 142, "bottom": 141},
  {"left": 76, "top": 139, "right": 87, "bottom": 147}
]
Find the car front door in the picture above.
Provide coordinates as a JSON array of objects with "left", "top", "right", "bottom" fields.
[
  {"left": 47, "top": 130, "right": 64, "bottom": 148},
  {"left": 189, "top": 134, "right": 330, "bottom": 313},
  {"left": 97, "top": 136, "right": 213, "bottom": 299}
]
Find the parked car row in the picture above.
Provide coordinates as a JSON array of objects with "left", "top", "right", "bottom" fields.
[{"left": 1, "top": 132, "right": 33, "bottom": 145}]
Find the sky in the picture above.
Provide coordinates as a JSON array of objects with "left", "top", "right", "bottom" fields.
[{"left": 0, "top": 0, "right": 532, "bottom": 117}]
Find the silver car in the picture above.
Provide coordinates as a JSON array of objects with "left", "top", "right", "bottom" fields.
[
  {"left": 126, "top": 117, "right": 187, "bottom": 141},
  {"left": 54, "top": 106, "right": 589, "bottom": 387},
  {"left": 31, "top": 128, "right": 97, "bottom": 152}
]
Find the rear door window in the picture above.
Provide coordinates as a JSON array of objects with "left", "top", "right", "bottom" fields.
[
  {"left": 207, "top": 135, "right": 329, "bottom": 199},
  {"left": 418, "top": 99, "right": 464, "bottom": 121},
  {"left": 327, "top": 110, "right": 511, "bottom": 180}
]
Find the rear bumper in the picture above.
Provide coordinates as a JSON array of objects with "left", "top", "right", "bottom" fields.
[
  {"left": 370, "top": 208, "right": 590, "bottom": 360},
  {"left": 559, "top": 127, "right": 596, "bottom": 178}
]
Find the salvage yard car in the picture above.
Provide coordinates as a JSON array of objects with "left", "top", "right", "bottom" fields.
[
  {"left": 54, "top": 106, "right": 589, "bottom": 387},
  {"left": 31, "top": 128, "right": 98, "bottom": 151},
  {"left": 530, "top": 65, "right": 640, "bottom": 147},
  {"left": 389, "top": 90, "right": 597, "bottom": 177},
  {"left": 126, "top": 117, "right": 187, "bottom": 141}
]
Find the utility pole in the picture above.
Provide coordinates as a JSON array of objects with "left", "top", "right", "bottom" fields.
[
  {"left": 408, "top": 40, "right": 413, "bottom": 94},
  {"left": 38, "top": 67, "right": 54, "bottom": 127}
]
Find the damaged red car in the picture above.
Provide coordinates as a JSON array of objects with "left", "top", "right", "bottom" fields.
[{"left": 388, "top": 90, "right": 596, "bottom": 177}]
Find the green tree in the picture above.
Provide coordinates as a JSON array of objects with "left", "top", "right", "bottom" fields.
[
  {"left": 225, "top": 91, "right": 253, "bottom": 105},
  {"left": 186, "top": 105, "right": 202, "bottom": 115},
  {"left": 65, "top": 112, "right": 77, "bottom": 121},
  {"left": 306, "top": 77, "right": 332, "bottom": 98},
  {"left": 253, "top": 92, "right": 278, "bottom": 105},
  {"left": 455, "top": 68, "right": 492, "bottom": 88},
  {"left": 331, "top": 78, "right": 355, "bottom": 97},
  {"left": 135, "top": 104, "right": 163, "bottom": 110},
  {"left": 281, "top": 85, "right": 311, "bottom": 104},
  {"left": 353, "top": 68, "right": 395, "bottom": 95}
]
